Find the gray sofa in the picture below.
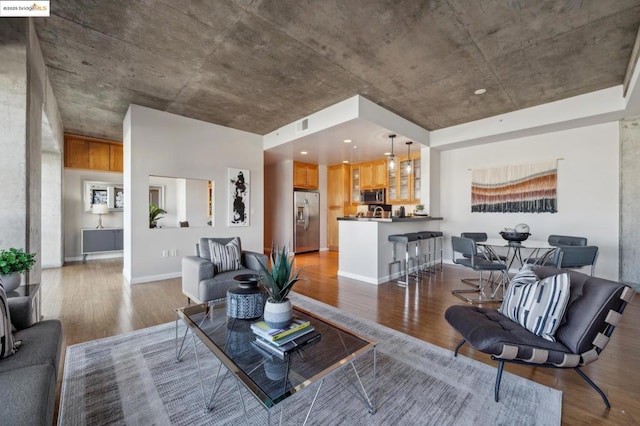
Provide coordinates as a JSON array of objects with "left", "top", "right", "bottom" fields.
[
  {"left": 182, "top": 237, "right": 268, "bottom": 304},
  {"left": 0, "top": 296, "right": 62, "bottom": 425}
]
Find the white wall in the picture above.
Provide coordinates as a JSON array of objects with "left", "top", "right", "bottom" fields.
[
  {"left": 439, "top": 121, "right": 620, "bottom": 280},
  {"left": 318, "top": 165, "right": 328, "bottom": 250},
  {"left": 124, "top": 105, "right": 264, "bottom": 284},
  {"left": 264, "top": 160, "right": 294, "bottom": 251},
  {"left": 63, "top": 169, "right": 124, "bottom": 261},
  {"left": 41, "top": 151, "right": 63, "bottom": 267}
]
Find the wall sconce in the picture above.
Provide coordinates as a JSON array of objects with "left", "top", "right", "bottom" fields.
[
  {"left": 406, "top": 141, "right": 413, "bottom": 173},
  {"left": 92, "top": 203, "right": 109, "bottom": 229},
  {"left": 388, "top": 134, "right": 396, "bottom": 170}
]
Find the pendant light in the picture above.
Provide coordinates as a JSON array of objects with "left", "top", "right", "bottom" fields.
[
  {"left": 406, "top": 141, "right": 413, "bottom": 173},
  {"left": 388, "top": 134, "right": 396, "bottom": 170}
]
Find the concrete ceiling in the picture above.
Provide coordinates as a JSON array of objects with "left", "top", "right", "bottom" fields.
[{"left": 35, "top": 0, "right": 640, "bottom": 149}]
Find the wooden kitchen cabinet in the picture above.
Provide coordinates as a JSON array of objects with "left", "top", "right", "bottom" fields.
[
  {"left": 372, "top": 159, "right": 388, "bottom": 188},
  {"left": 327, "top": 164, "right": 355, "bottom": 251},
  {"left": 64, "top": 133, "right": 123, "bottom": 172},
  {"left": 360, "top": 162, "right": 373, "bottom": 189},
  {"left": 387, "top": 153, "right": 421, "bottom": 204},
  {"left": 89, "top": 142, "right": 110, "bottom": 170},
  {"left": 109, "top": 144, "right": 123, "bottom": 172},
  {"left": 350, "top": 164, "right": 360, "bottom": 204},
  {"left": 358, "top": 159, "right": 387, "bottom": 190},
  {"left": 293, "top": 161, "right": 319, "bottom": 189}
]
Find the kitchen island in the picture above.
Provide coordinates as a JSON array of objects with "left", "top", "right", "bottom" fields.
[{"left": 337, "top": 216, "right": 443, "bottom": 284}]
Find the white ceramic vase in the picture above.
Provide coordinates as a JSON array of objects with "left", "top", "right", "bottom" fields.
[
  {"left": 0, "top": 272, "right": 21, "bottom": 292},
  {"left": 263, "top": 299, "right": 293, "bottom": 329}
]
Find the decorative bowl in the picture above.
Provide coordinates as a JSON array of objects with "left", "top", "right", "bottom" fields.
[{"left": 499, "top": 231, "right": 531, "bottom": 242}]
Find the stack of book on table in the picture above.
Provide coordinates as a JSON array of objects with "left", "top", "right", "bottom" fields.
[{"left": 250, "top": 317, "right": 321, "bottom": 359}]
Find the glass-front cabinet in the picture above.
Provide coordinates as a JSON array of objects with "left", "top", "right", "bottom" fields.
[
  {"left": 387, "top": 154, "right": 420, "bottom": 204},
  {"left": 351, "top": 165, "right": 360, "bottom": 204}
]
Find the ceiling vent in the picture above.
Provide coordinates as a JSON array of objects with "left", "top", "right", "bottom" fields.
[{"left": 297, "top": 118, "right": 309, "bottom": 133}]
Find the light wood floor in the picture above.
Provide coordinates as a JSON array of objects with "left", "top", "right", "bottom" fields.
[{"left": 42, "top": 252, "right": 639, "bottom": 425}]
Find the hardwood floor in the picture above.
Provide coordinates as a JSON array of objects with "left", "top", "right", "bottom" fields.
[{"left": 42, "top": 252, "right": 639, "bottom": 425}]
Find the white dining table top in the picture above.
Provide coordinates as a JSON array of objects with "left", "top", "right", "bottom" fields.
[{"left": 477, "top": 238, "right": 555, "bottom": 250}]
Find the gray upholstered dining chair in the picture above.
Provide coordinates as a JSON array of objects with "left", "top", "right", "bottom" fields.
[
  {"left": 526, "top": 234, "right": 588, "bottom": 265},
  {"left": 549, "top": 245, "right": 599, "bottom": 276},
  {"left": 460, "top": 232, "right": 507, "bottom": 287},
  {"left": 451, "top": 236, "right": 508, "bottom": 303}
]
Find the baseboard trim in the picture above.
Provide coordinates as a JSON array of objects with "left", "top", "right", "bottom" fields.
[
  {"left": 337, "top": 270, "right": 384, "bottom": 285},
  {"left": 65, "top": 253, "right": 124, "bottom": 262},
  {"left": 129, "top": 271, "right": 182, "bottom": 285}
]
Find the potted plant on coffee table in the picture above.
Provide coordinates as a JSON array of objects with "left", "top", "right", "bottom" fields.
[
  {"left": 258, "top": 244, "right": 305, "bottom": 329},
  {"left": 0, "top": 247, "right": 36, "bottom": 292}
]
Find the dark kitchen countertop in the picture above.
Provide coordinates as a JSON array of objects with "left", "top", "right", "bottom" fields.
[{"left": 337, "top": 216, "right": 443, "bottom": 222}]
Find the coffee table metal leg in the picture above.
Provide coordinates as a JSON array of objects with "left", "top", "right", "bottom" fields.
[
  {"left": 175, "top": 314, "right": 190, "bottom": 361},
  {"left": 302, "top": 379, "right": 324, "bottom": 425},
  {"left": 191, "top": 331, "right": 228, "bottom": 411},
  {"left": 235, "top": 378, "right": 249, "bottom": 423}
]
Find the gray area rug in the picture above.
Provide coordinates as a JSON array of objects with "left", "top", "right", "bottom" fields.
[{"left": 59, "top": 293, "right": 562, "bottom": 425}]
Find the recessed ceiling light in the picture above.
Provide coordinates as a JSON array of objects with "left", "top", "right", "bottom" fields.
[
  {"left": 300, "top": 151, "right": 308, "bottom": 155},
  {"left": 353, "top": 145, "right": 358, "bottom": 150},
  {"left": 474, "top": 88, "right": 487, "bottom": 95},
  {"left": 383, "top": 152, "right": 391, "bottom": 156},
  {"left": 344, "top": 139, "right": 352, "bottom": 143},
  {"left": 342, "top": 160, "right": 349, "bottom": 164}
]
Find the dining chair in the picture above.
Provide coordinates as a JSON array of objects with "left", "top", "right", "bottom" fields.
[
  {"left": 550, "top": 245, "right": 599, "bottom": 276},
  {"left": 460, "top": 232, "right": 507, "bottom": 287},
  {"left": 525, "top": 234, "right": 588, "bottom": 265},
  {"left": 451, "top": 236, "right": 508, "bottom": 303}
]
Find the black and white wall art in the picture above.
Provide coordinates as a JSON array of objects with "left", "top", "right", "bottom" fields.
[{"left": 228, "top": 168, "right": 249, "bottom": 226}]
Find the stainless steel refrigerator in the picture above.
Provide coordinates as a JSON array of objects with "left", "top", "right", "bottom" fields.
[{"left": 294, "top": 190, "right": 320, "bottom": 253}]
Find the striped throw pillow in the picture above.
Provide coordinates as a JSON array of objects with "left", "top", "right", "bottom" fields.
[
  {"left": 499, "top": 271, "right": 570, "bottom": 342},
  {"left": 0, "top": 283, "right": 19, "bottom": 359},
  {"left": 209, "top": 238, "right": 242, "bottom": 273}
]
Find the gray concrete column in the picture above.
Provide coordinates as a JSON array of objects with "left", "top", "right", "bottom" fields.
[{"left": 620, "top": 117, "right": 640, "bottom": 290}]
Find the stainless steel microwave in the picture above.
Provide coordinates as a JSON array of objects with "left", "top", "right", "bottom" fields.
[{"left": 360, "top": 189, "right": 385, "bottom": 204}]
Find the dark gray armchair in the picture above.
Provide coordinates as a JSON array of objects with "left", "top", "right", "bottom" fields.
[
  {"left": 445, "top": 266, "right": 634, "bottom": 408},
  {"left": 181, "top": 237, "right": 267, "bottom": 304}
]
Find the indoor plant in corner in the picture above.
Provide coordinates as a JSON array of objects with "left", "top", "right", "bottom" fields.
[
  {"left": 0, "top": 247, "right": 36, "bottom": 292},
  {"left": 259, "top": 244, "right": 304, "bottom": 329}
]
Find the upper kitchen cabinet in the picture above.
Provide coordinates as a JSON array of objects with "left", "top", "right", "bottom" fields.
[
  {"left": 356, "top": 159, "right": 387, "bottom": 191},
  {"left": 387, "top": 153, "right": 421, "bottom": 204},
  {"left": 109, "top": 144, "right": 123, "bottom": 172},
  {"left": 64, "top": 133, "right": 123, "bottom": 172},
  {"left": 293, "top": 161, "right": 319, "bottom": 189}
]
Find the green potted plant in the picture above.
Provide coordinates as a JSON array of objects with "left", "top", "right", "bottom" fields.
[
  {"left": 149, "top": 204, "right": 167, "bottom": 228},
  {"left": 0, "top": 247, "right": 36, "bottom": 292},
  {"left": 258, "top": 244, "right": 305, "bottom": 328}
]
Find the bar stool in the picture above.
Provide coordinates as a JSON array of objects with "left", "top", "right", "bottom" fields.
[
  {"left": 430, "top": 231, "right": 444, "bottom": 272},
  {"left": 416, "top": 231, "right": 435, "bottom": 274},
  {"left": 405, "top": 232, "right": 423, "bottom": 280},
  {"left": 388, "top": 233, "right": 420, "bottom": 286}
]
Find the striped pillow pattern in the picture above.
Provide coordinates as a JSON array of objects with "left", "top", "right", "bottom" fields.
[
  {"left": 209, "top": 238, "right": 242, "bottom": 273},
  {"left": 500, "top": 270, "right": 570, "bottom": 342},
  {"left": 0, "top": 283, "right": 19, "bottom": 359}
]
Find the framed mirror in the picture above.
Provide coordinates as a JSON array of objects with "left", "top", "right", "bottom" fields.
[{"left": 148, "top": 175, "right": 214, "bottom": 228}]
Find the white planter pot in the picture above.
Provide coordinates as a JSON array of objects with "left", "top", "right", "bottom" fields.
[
  {"left": 263, "top": 299, "right": 293, "bottom": 329},
  {"left": 0, "top": 272, "right": 21, "bottom": 292}
]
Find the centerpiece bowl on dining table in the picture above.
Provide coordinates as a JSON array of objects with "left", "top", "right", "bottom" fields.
[{"left": 499, "top": 230, "right": 531, "bottom": 242}]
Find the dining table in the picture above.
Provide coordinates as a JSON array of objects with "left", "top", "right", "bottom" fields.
[{"left": 476, "top": 238, "right": 556, "bottom": 273}]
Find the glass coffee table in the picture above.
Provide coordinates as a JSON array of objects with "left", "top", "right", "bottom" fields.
[{"left": 175, "top": 302, "right": 377, "bottom": 424}]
